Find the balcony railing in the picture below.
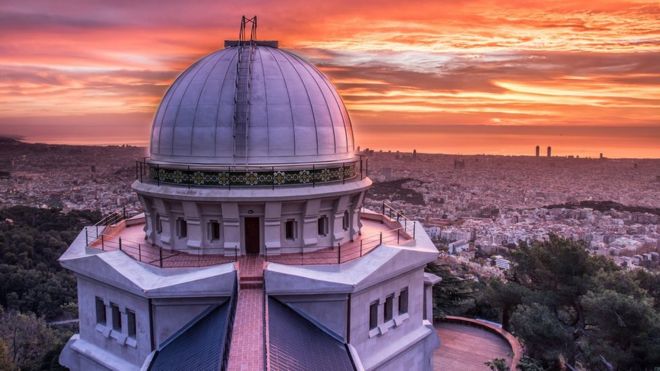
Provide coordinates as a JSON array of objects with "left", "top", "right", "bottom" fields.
[
  {"left": 134, "top": 156, "right": 368, "bottom": 189},
  {"left": 84, "top": 201, "right": 415, "bottom": 268}
]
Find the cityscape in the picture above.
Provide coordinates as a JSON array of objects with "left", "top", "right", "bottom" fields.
[{"left": 3, "top": 138, "right": 658, "bottom": 275}]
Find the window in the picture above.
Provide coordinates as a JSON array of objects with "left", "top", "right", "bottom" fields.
[
  {"left": 317, "top": 216, "right": 328, "bottom": 236},
  {"left": 208, "top": 220, "right": 220, "bottom": 241},
  {"left": 95, "top": 297, "right": 106, "bottom": 325},
  {"left": 342, "top": 210, "right": 350, "bottom": 231},
  {"left": 111, "top": 303, "right": 122, "bottom": 331},
  {"left": 155, "top": 214, "right": 162, "bottom": 233},
  {"left": 127, "top": 310, "right": 136, "bottom": 338},
  {"left": 369, "top": 301, "right": 379, "bottom": 330},
  {"left": 285, "top": 220, "right": 296, "bottom": 240},
  {"left": 176, "top": 218, "right": 187, "bottom": 238},
  {"left": 384, "top": 295, "right": 394, "bottom": 322},
  {"left": 398, "top": 288, "right": 409, "bottom": 315}
]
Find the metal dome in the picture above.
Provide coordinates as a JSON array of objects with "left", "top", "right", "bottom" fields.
[{"left": 149, "top": 45, "right": 355, "bottom": 166}]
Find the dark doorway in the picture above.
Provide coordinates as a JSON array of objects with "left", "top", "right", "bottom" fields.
[{"left": 244, "top": 217, "right": 260, "bottom": 255}]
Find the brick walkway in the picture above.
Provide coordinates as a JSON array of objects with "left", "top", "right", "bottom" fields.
[{"left": 227, "top": 256, "right": 266, "bottom": 371}]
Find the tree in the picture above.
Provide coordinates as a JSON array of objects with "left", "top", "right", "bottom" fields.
[
  {"left": 580, "top": 289, "right": 660, "bottom": 370},
  {"left": 511, "top": 303, "right": 574, "bottom": 364},
  {"left": 0, "top": 206, "right": 97, "bottom": 320},
  {"left": 426, "top": 263, "right": 478, "bottom": 319},
  {"left": 0, "top": 308, "right": 58, "bottom": 370},
  {"left": 485, "top": 358, "right": 509, "bottom": 371},
  {"left": 516, "top": 356, "right": 543, "bottom": 371},
  {"left": 0, "top": 338, "right": 14, "bottom": 371},
  {"left": 483, "top": 280, "right": 529, "bottom": 331}
]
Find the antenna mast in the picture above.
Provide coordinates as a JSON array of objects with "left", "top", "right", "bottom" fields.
[{"left": 238, "top": 16, "right": 257, "bottom": 46}]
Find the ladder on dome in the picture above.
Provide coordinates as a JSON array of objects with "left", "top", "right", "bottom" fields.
[{"left": 232, "top": 16, "right": 257, "bottom": 163}]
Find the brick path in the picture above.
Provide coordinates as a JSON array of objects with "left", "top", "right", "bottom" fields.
[{"left": 227, "top": 256, "right": 266, "bottom": 371}]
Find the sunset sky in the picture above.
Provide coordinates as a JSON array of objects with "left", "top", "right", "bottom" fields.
[{"left": 0, "top": 0, "right": 659, "bottom": 158}]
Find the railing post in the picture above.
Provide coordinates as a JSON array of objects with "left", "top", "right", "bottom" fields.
[
  {"left": 119, "top": 237, "right": 122, "bottom": 251},
  {"left": 159, "top": 248, "right": 163, "bottom": 268},
  {"left": 96, "top": 225, "right": 99, "bottom": 238},
  {"left": 413, "top": 221, "right": 416, "bottom": 239},
  {"left": 360, "top": 239, "right": 363, "bottom": 256},
  {"left": 360, "top": 156, "right": 363, "bottom": 179},
  {"left": 85, "top": 227, "right": 89, "bottom": 246},
  {"left": 337, "top": 242, "right": 341, "bottom": 264},
  {"left": 397, "top": 229, "right": 400, "bottom": 244},
  {"left": 138, "top": 244, "right": 142, "bottom": 261},
  {"left": 379, "top": 232, "right": 383, "bottom": 245},
  {"left": 101, "top": 234, "right": 105, "bottom": 251}
]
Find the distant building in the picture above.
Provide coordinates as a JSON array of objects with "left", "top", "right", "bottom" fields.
[
  {"left": 535, "top": 145, "right": 540, "bottom": 157},
  {"left": 547, "top": 146, "right": 552, "bottom": 157},
  {"left": 492, "top": 255, "right": 511, "bottom": 270},
  {"left": 448, "top": 240, "right": 469, "bottom": 254}
]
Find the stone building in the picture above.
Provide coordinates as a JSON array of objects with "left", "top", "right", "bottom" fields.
[{"left": 59, "top": 19, "right": 440, "bottom": 371}]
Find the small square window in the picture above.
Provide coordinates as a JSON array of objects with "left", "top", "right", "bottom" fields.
[
  {"left": 177, "top": 218, "right": 187, "bottom": 238},
  {"left": 127, "top": 309, "right": 136, "bottom": 338},
  {"left": 111, "top": 303, "right": 122, "bottom": 331},
  {"left": 208, "top": 220, "right": 221, "bottom": 241},
  {"left": 95, "top": 297, "right": 106, "bottom": 325},
  {"left": 285, "top": 220, "right": 297, "bottom": 240},
  {"left": 369, "top": 301, "right": 379, "bottom": 330},
  {"left": 399, "top": 288, "right": 409, "bottom": 315},
  {"left": 384, "top": 295, "right": 394, "bottom": 322}
]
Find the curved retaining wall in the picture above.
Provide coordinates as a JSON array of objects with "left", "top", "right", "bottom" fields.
[{"left": 438, "top": 316, "right": 523, "bottom": 368}]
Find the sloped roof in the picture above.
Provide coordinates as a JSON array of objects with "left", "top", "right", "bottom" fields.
[
  {"left": 149, "top": 302, "right": 231, "bottom": 371},
  {"left": 268, "top": 297, "right": 355, "bottom": 371}
]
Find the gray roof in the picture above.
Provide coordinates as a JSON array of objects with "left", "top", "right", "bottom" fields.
[
  {"left": 150, "top": 45, "right": 355, "bottom": 166},
  {"left": 149, "top": 302, "right": 231, "bottom": 371},
  {"left": 268, "top": 297, "right": 355, "bottom": 371}
]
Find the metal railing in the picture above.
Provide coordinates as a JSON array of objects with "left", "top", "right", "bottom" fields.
[
  {"left": 382, "top": 201, "right": 417, "bottom": 239},
  {"left": 134, "top": 156, "right": 369, "bottom": 189},
  {"left": 84, "top": 211, "right": 238, "bottom": 268},
  {"left": 85, "top": 201, "right": 414, "bottom": 268},
  {"left": 264, "top": 203, "right": 416, "bottom": 265}
]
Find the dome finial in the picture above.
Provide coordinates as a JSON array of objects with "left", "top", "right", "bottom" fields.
[{"left": 239, "top": 16, "right": 257, "bottom": 46}]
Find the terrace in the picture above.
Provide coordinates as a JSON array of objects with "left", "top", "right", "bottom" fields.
[{"left": 83, "top": 204, "right": 416, "bottom": 269}]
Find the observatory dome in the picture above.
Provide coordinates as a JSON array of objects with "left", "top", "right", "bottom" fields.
[{"left": 149, "top": 45, "right": 355, "bottom": 166}]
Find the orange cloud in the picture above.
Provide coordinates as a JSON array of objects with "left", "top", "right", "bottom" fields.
[{"left": 0, "top": 0, "right": 658, "bottom": 157}]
